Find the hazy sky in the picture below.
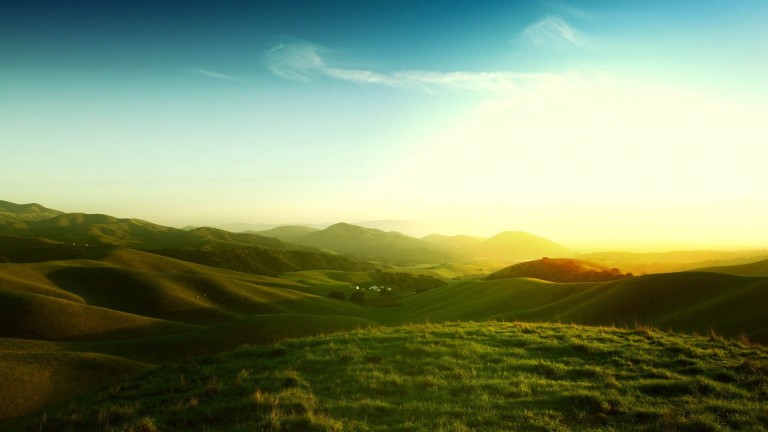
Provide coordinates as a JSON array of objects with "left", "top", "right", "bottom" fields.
[{"left": 2, "top": 1, "right": 768, "bottom": 250}]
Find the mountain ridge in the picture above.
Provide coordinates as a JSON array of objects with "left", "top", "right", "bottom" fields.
[{"left": 0, "top": 202, "right": 382, "bottom": 276}]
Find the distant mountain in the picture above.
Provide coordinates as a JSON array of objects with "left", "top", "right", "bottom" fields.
[
  {"left": 487, "top": 257, "right": 631, "bottom": 283},
  {"left": 270, "top": 222, "right": 463, "bottom": 266},
  {"left": 421, "top": 233, "right": 486, "bottom": 251},
  {"left": 0, "top": 200, "right": 63, "bottom": 223},
  {"left": 0, "top": 200, "right": 571, "bottom": 269},
  {"left": 254, "top": 225, "right": 320, "bottom": 242},
  {"left": 216, "top": 222, "right": 327, "bottom": 233},
  {"left": 219, "top": 220, "right": 434, "bottom": 237},
  {"left": 0, "top": 201, "right": 381, "bottom": 276},
  {"left": 352, "top": 220, "right": 435, "bottom": 238},
  {"left": 472, "top": 231, "right": 573, "bottom": 259},
  {"left": 0, "top": 211, "right": 301, "bottom": 251},
  {"left": 257, "top": 223, "right": 572, "bottom": 265}
]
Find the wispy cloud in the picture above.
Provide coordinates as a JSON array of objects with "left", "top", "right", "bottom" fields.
[
  {"left": 189, "top": 67, "right": 243, "bottom": 82},
  {"left": 522, "top": 16, "right": 583, "bottom": 47},
  {"left": 264, "top": 40, "right": 564, "bottom": 93},
  {"left": 265, "top": 42, "right": 326, "bottom": 83}
]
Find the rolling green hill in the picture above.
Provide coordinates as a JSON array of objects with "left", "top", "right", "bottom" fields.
[
  {"left": 0, "top": 200, "right": 63, "bottom": 223},
  {"left": 3, "top": 199, "right": 768, "bottom": 426},
  {"left": 7, "top": 321, "right": 768, "bottom": 432},
  {"left": 1, "top": 212, "right": 291, "bottom": 250},
  {"left": 695, "top": 258, "right": 768, "bottom": 276},
  {"left": 0, "top": 202, "right": 382, "bottom": 276},
  {"left": 394, "top": 272, "right": 768, "bottom": 340},
  {"left": 581, "top": 250, "right": 768, "bottom": 274},
  {"left": 0, "top": 248, "right": 377, "bottom": 419},
  {"left": 1, "top": 200, "right": 574, "bottom": 268},
  {"left": 0, "top": 234, "right": 93, "bottom": 263},
  {"left": 488, "top": 257, "right": 632, "bottom": 282},
  {"left": 2, "top": 252, "right": 768, "bottom": 421}
]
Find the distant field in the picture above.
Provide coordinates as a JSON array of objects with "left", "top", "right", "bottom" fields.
[{"left": 6, "top": 321, "right": 768, "bottom": 431}]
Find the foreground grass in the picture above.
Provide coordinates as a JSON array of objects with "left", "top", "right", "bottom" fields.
[{"left": 8, "top": 321, "right": 768, "bottom": 431}]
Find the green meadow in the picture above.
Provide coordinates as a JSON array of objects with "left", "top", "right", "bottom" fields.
[
  {"left": 2, "top": 200, "right": 768, "bottom": 430},
  {"left": 6, "top": 322, "right": 768, "bottom": 432}
]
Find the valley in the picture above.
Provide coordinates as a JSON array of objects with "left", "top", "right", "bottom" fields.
[{"left": 1, "top": 200, "right": 767, "bottom": 430}]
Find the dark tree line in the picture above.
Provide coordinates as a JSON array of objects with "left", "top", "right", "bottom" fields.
[{"left": 373, "top": 270, "right": 446, "bottom": 293}]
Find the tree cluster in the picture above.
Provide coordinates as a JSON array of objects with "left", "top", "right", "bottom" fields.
[{"left": 373, "top": 270, "right": 446, "bottom": 293}]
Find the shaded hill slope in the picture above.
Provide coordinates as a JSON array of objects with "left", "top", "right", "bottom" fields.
[
  {"left": 2, "top": 212, "right": 296, "bottom": 250},
  {"left": 397, "top": 272, "right": 768, "bottom": 340},
  {"left": 0, "top": 208, "right": 382, "bottom": 276},
  {"left": 695, "top": 258, "right": 768, "bottom": 276},
  {"left": 488, "top": 257, "right": 632, "bottom": 282},
  {"left": 0, "top": 288, "right": 201, "bottom": 341},
  {"left": 0, "top": 249, "right": 377, "bottom": 419},
  {"left": 514, "top": 272, "right": 768, "bottom": 338},
  {"left": 3, "top": 247, "right": 768, "bottom": 420},
  {"left": 0, "top": 234, "right": 93, "bottom": 263},
  {"left": 153, "top": 244, "right": 380, "bottom": 277},
  {"left": 0, "top": 351, "right": 151, "bottom": 420},
  {"left": 581, "top": 250, "right": 768, "bottom": 274},
  {"left": 0, "top": 251, "right": 369, "bottom": 329}
]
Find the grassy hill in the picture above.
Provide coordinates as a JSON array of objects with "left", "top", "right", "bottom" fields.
[
  {"left": 1, "top": 200, "right": 573, "bottom": 268},
  {"left": 3, "top": 244, "right": 768, "bottom": 420},
  {"left": 0, "top": 234, "right": 94, "bottom": 263},
  {"left": 3, "top": 199, "right": 768, "bottom": 426},
  {"left": 6, "top": 321, "right": 768, "bottom": 431},
  {"left": 0, "top": 200, "right": 63, "bottom": 223},
  {"left": 2, "top": 212, "right": 294, "bottom": 250},
  {"left": 0, "top": 248, "right": 381, "bottom": 419},
  {"left": 695, "top": 258, "right": 768, "bottom": 276},
  {"left": 488, "top": 257, "right": 632, "bottom": 282},
  {"left": 395, "top": 272, "right": 768, "bottom": 340},
  {"left": 581, "top": 250, "right": 768, "bottom": 274},
  {"left": 0, "top": 203, "right": 382, "bottom": 276}
]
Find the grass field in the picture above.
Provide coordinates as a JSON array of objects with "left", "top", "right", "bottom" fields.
[
  {"left": 2, "top": 244, "right": 768, "bottom": 424},
  {"left": 6, "top": 321, "right": 768, "bottom": 431}
]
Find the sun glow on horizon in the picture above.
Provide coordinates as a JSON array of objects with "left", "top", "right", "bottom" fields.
[
  {"left": 2, "top": 1, "right": 767, "bottom": 252},
  {"left": 366, "top": 73, "right": 768, "bottom": 250}
]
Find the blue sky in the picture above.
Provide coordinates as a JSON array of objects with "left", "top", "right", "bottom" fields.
[{"left": 2, "top": 1, "right": 768, "bottom": 249}]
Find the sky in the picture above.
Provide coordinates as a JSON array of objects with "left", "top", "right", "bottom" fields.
[{"left": 2, "top": 0, "right": 768, "bottom": 250}]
